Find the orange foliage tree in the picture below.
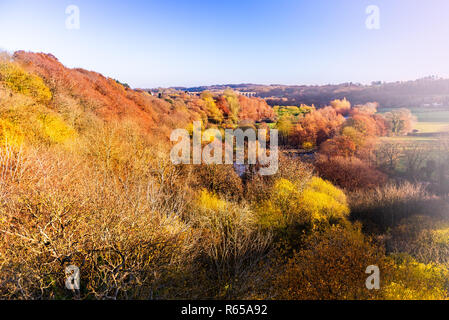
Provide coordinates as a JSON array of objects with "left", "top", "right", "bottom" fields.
[
  {"left": 291, "top": 106, "right": 345, "bottom": 147},
  {"left": 238, "top": 95, "right": 275, "bottom": 121}
]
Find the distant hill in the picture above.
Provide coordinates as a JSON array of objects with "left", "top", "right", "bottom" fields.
[{"left": 167, "top": 77, "right": 449, "bottom": 109}]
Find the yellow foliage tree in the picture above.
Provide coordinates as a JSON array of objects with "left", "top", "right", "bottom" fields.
[
  {"left": 299, "top": 177, "right": 349, "bottom": 222},
  {"left": 257, "top": 177, "right": 349, "bottom": 231},
  {"left": 201, "top": 91, "right": 223, "bottom": 124},
  {"left": 223, "top": 89, "right": 240, "bottom": 124},
  {"left": 256, "top": 178, "right": 303, "bottom": 230},
  {"left": 0, "top": 61, "right": 52, "bottom": 103}
]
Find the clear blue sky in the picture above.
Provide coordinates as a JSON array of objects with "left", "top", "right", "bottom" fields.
[{"left": 0, "top": 0, "right": 448, "bottom": 88}]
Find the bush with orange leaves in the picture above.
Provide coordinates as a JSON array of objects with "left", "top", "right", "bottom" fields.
[
  {"left": 315, "top": 156, "right": 388, "bottom": 191},
  {"left": 319, "top": 135, "right": 358, "bottom": 158}
]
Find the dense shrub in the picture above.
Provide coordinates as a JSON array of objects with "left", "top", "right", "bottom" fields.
[
  {"left": 256, "top": 177, "right": 349, "bottom": 237},
  {"left": 0, "top": 118, "right": 24, "bottom": 148},
  {"left": 189, "top": 164, "right": 243, "bottom": 200},
  {"left": 38, "top": 113, "right": 76, "bottom": 144},
  {"left": 0, "top": 60, "right": 52, "bottom": 103},
  {"left": 300, "top": 177, "right": 350, "bottom": 222},
  {"left": 315, "top": 156, "right": 388, "bottom": 191},
  {"left": 0, "top": 88, "right": 75, "bottom": 146},
  {"left": 291, "top": 106, "right": 345, "bottom": 147},
  {"left": 190, "top": 190, "right": 271, "bottom": 298},
  {"left": 238, "top": 95, "right": 274, "bottom": 121},
  {"left": 0, "top": 147, "right": 196, "bottom": 299},
  {"left": 383, "top": 254, "right": 449, "bottom": 300},
  {"left": 349, "top": 182, "right": 437, "bottom": 233},
  {"left": 266, "top": 224, "right": 385, "bottom": 300},
  {"left": 385, "top": 215, "right": 449, "bottom": 264}
]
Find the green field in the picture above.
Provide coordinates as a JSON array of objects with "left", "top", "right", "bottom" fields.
[
  {"left": 379, "top": 106, "right": 449, "bottom": 123},
  {"left": 377, "top": 107, "right": 449, "bottom": 172},
  {"left": 379, "top": 107, "right": 449, "bottom": 143}
]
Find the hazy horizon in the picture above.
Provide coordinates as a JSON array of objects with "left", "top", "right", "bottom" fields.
[{"left": 152, "top": 76, "right": 447, "bottom": 90}]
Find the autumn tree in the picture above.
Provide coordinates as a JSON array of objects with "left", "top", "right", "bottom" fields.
[
  {"left": 330, "top": 97, "right": 351, "bottom": 116},
  {"left": 201, "top": 91, "right": 223, "bottom": 124},
  {"left": 276, "top": 115, "right": 294, "bottom": 146},
  {"left": 320, "top": 135, "right": 357, "bottom": 159},
  {"left": 238, "top": 95, "right": 274, "bottom": 122},
  {"left": 223, "top": 89, "right": 240, "bottom": 124},
  {"left": 291, "top": 106, "right": 345, "bottom": 147},
  {"left": 352, "top": 102, "right": 378, "bottom": 115},
  {"left": 384, "top": 108, "right": 416, "bottom": 135}
]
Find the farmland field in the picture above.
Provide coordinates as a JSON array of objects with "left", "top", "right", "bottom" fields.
[
  {"left": 379, "top": 106, "right": 449, "bottom": 142},
  {"left": 378, "top": 106, "right": 449, "bottom": 123}
]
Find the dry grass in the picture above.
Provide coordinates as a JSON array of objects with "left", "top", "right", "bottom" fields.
[{"left": 349, "top": 182, "right": 447, "bottom": 233}]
